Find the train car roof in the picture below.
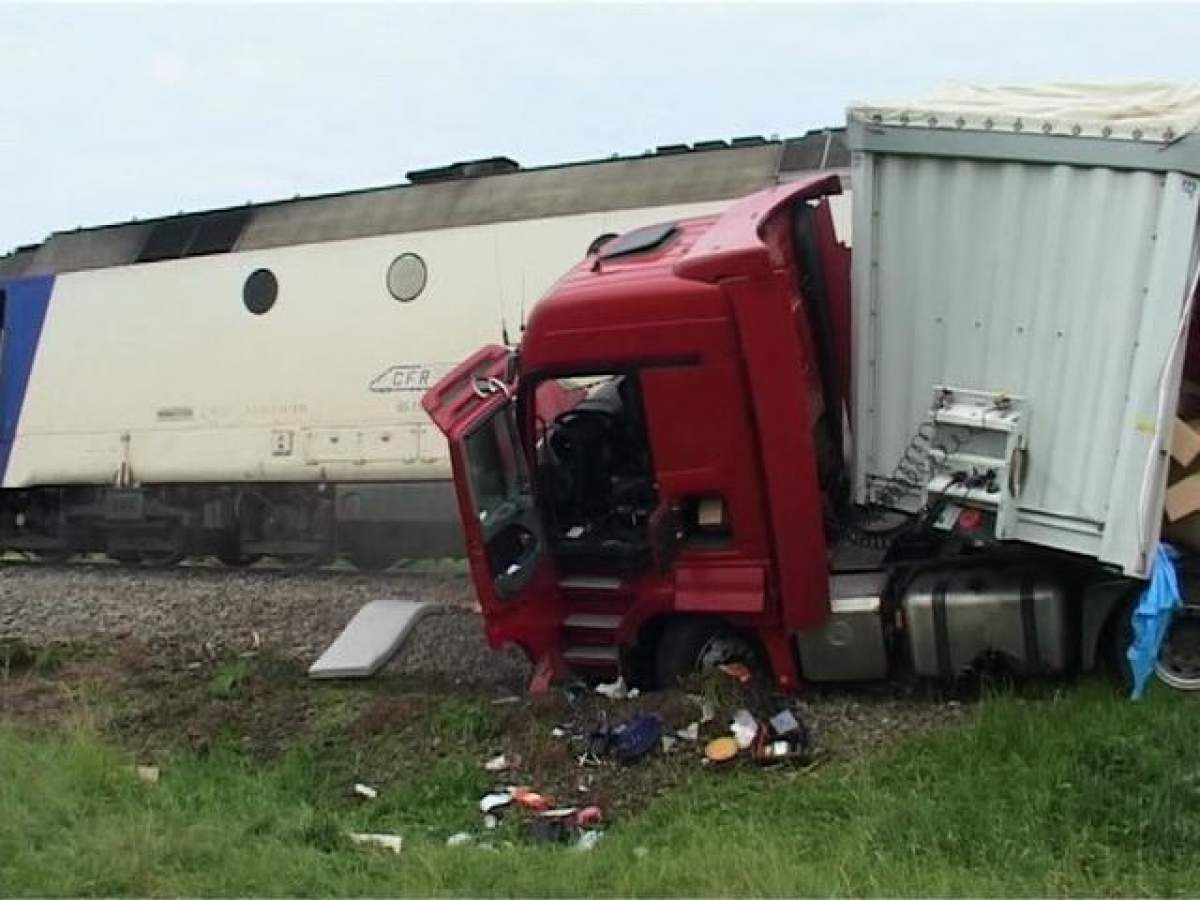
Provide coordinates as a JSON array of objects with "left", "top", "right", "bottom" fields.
[{"left": 0, "top": 128, "right": 847, "bottom": 278}]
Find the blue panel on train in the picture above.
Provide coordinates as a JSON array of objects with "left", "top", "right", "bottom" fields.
[{"left": 0, "top": 275, "right": 54, "bottom": 480}]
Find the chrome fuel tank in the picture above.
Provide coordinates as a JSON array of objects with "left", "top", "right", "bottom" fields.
[{"left": 902, "top": 570, "right": 1068, "bottom": 678}]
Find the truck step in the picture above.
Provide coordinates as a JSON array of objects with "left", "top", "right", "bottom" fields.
[
  {"left": 563, "top": 644, "right": 620, "bottom": 666},
  {"left": 563, "top": 613, "right": 622, "bottom": 630},
  {"left": 558, "top": 575, "right": 624, "bottom": 592}
]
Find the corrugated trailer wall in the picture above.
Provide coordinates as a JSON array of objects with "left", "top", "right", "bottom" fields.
[{"left": 850, "top": 129, "right": 1200, "bottom": 577}]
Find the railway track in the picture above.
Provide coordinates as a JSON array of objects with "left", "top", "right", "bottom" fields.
[
  {"left": 0, "top": 554, "right": 524, "bottom": 684},
  {"left": 0, "top": 553, "right": 468, "bottom": 577}
]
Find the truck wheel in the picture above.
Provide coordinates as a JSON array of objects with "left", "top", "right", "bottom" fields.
[
  {"left": 1103, "top": 601, "right": 1200, "bottom": 693},
  {"left": 655, "top": 618, "right": 758, "bottom": 688},
  {"left": 1101, "top": 602, "right": 1134, "bottom": 693},
  {"left": 1155, "top": 607, "right": 1200, "bottom": 691}
]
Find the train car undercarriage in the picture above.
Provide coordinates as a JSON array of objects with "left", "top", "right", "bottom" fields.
[{"left": 0, "top": 481, "right": 464, "bottom": 570}]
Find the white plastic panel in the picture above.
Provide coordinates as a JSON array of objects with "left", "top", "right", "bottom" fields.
[{"left": 852, "top": 150, "right": 1200, "bottom": 576}]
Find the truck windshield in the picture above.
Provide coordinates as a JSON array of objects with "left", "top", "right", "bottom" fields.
[{"left": 464, "top": 408, "right": 528, "bottom": 524}]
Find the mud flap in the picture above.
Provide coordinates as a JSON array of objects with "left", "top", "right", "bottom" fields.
[{"left": 308, "top": 598, "right": 435, "bottom": 679}]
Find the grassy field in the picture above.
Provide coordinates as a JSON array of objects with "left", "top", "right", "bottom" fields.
[{"left": 2, "top": 675, "right": 1198, "bottom": 896}]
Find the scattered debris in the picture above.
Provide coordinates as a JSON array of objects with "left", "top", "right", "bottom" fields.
[
  {"left": 576, "top": 805, "right": 603, "bottom": 827},
  {"left": 755, "top": 737, "right": 805, "bottom": 765},
  {"left": 525, "top": 817, "right": 572, "bottom": 844},
  {"left": 731, "top": 709, "right": 759, "bottom": 749},
  {"left": 612, "top": 714, "right": 662, "bottom": 763},
  {"left": 595, "top": 677, "right": 632, "bottom": 700},
  {"left": 483, "top": 814, "right": 500, "bottom": 830},
  {"left": 574, "top": 829, "right": 605, "bottom": 852},
  {"left": 551, "top": 727, "right": 567, "bottom": 738},
  {"left": 676, "top": 722, "right": 700, "bottom": 742},
  {"left": 695, "top": 698, "right": 716, "bottom": 723},
  {"left": 769, "top": 708, "right": 802, "bottom": 737},
  {"left": 352, "top": 782, "right": 379, "bottom": 800},
  {"left": 134, "top": 765, "right": 160, "bottom": 784},
  {"left": 490, "top": 695, "right": 522, "bottom": 706},
  {"left": 539, "top": 807, "right": 578, "bottom": 819},
  {"left": 446, "top": 831, "right": 474, "bottom": 847},
  {"left": 480, "top": 791, "right": 513, "bottom": 814},
  {"left": 512, "top": 787, "right": 551, "bottom": 811},
  {"left": 660, "top": 734, "right": 678, "bottom": 753},
  {"left": 348, "top": 832, "right": 403, "bottom": 855},
  {"left": 758, "top": 703, "right": 812, "bottom": 764},
  {"left": 704, "top": 736, "right": 739, "bottom": 764},
  {"left": 528, "top": 656, "right": 555, "bottom": 695},
  {"left": 483, "top": 753, "right": 509, "bottom": 772},
  {"left": 561, "top": 680, "right": 589, "bottom": 705},
  {"left": 718, "top": 662, "right": 753, "bottom": 684}
]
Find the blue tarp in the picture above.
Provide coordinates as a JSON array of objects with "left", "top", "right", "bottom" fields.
[{"left": 1127, "top": 543, "right": 1182, "bottom": 700}]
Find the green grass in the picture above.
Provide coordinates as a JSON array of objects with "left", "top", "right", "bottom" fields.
[
  {"left": 1, "top": 637, "right": 68, "bottom": 677},
  {"left": 207, "top": 658, "right": 255, "bottom": 699},
  {"left": 2, "top": 682, "right": 1198, "bottom": 896}
]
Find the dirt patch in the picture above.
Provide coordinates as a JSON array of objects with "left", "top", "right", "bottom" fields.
[
  {"left": 0, "top": 636, "right": 973, "bottom": 828},
  {"left": 0, "top": 676, "right": 76, "bottom": 727},
  {"left": 350, "top": 693, "right": 434, "bottom": 738},
  {"left": 456, "top": 676, "right": 973, "bottom": 821}
]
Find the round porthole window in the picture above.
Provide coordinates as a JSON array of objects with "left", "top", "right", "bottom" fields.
[
  {"left": 387, "top": 252, "right": 427, "bottom": 302},
  {"left": 243, "top": 268, "right": 277, "bottom": 315}
]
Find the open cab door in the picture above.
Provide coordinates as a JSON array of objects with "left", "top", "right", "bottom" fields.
[{"left": 423, "top": 346, "right": 564, "bottom": 668}]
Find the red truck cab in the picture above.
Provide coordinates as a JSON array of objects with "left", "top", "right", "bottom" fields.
[{"left": 423, "top": 176, "right": 852, "bottom": 690}]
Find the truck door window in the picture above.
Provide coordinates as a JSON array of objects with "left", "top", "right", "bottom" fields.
[
  {"left": 465, "top": 409, "right": 525, "bottom": 524},
  {"left": 463, "top": 406, "right": 547, "bottom": 596}
]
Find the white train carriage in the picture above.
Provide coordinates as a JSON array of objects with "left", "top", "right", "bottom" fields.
[{"left": 0, "top": 132, "right": 849, "bottom": 568}]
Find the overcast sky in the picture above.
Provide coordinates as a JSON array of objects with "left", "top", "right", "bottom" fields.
[{"left": 0, "top": 1, "right": 1196, "bottom": 251}]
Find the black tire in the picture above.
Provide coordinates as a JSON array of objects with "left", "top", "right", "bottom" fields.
[
  {"left": 654, "top": 617, "right": 758, "bottom": 689},
  {"left": 1101, "top": 601, "right": 1135, "bottom": 694},
  {"left": 1153, "top": 607, "right": 1200, "bottom": 691}
]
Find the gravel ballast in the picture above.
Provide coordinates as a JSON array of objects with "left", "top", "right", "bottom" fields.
[
  {"left": 0, "top": 560, "right": 971, "bottom": 751},
  {"left": 0, "top": 560, "right": 530, "bottom": 685}
]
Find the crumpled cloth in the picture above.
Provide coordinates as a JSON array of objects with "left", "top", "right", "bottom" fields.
[{"left": 1128, "top": 543, "right": 1182, "bottom": 700}]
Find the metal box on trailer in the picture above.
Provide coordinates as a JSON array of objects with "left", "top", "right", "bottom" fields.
[{"left": 848, "top": 85, "right": 1200, "bottom": 577}]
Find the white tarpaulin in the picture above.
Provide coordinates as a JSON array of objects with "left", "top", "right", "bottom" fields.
[{"left": 850, "top": 82, "right": 1200, "bottom": 142}]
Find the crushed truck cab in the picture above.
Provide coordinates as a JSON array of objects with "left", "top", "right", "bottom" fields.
[
  {"left": 425, "top": 85, "right": 1200, "bottom": 691},
  {"left": 424, "top": 177, "right": 849, "bottom": 689}
]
